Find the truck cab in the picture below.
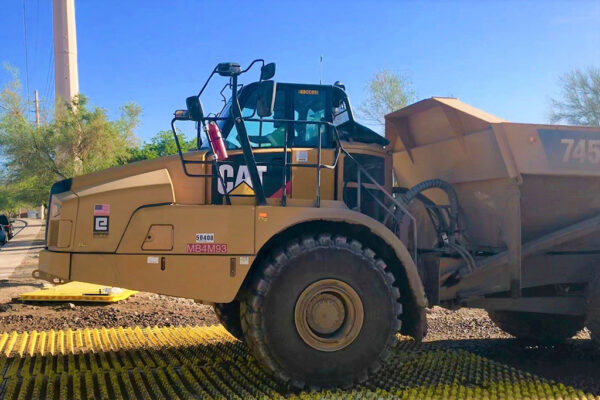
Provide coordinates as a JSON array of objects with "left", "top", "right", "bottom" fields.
[{"left": 201, "top": 80, "right": 391, "bottom": 210}]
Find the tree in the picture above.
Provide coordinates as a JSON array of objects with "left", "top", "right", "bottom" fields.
[
  {"left": 359, "top": 69, "right": 416, "bottom": 127},
  {"left": 0, "top": 67, "right": 141, "bottom": 207},
  {"left": 0, "top": 183, "right": 21, "bottom": 215},
  {"left": 126, "top": 129, "right": 196, "bottom": 163},
  {"left": 550, "top": 67, "right": 600, "bottom": 127}
]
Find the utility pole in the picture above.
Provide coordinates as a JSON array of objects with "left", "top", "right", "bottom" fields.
[
  {"left": 34, "top": 90, "right": 40, "bottom": 128},
  {"left": 52, "top": 0, "right": 79, "bottom": 104}
]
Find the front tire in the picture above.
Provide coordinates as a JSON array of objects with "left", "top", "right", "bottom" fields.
[
  {"left": 488, "top": 310, "right": 584, "bottom": 344},
  {"left": 241, "top": 234, "right": 402, "bottom": 389}
]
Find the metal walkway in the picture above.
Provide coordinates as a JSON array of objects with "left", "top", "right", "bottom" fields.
[{"left": 0, "top": 325, "right": 595, "bottom": 399}]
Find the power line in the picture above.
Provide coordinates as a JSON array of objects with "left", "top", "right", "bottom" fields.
[
  {"left": 43, "top": 44, "right": 54, "bottom": 107},
  {"left": 32, "top": 0, "right": 41, "bottom": 77},
  {"left": 22, "top": 0, "right": 31, "bottom": 118}
]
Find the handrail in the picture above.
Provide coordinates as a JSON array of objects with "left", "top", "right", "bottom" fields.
[{"left": 339, "top": 146, "right": 418, "bottom": 263}]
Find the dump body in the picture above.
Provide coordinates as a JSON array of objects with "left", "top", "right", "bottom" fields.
[{"left": 386, "top": 98, "right": 600, "bottom": 315}]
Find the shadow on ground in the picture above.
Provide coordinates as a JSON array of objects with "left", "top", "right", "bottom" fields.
[{"left": 429, "top": 337, "right": 600, "bottom": 395}]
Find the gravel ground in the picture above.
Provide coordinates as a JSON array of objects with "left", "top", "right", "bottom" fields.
[
  {"left": 0, "top": 283, "right": 219, "bottom": 331},
  {"left": 0, "top": 280, "right": 599, "bottom": 395}
]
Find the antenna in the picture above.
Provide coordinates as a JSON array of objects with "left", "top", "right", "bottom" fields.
[{"left": 319, "top": 55, "right": 323, "bottom": 84}]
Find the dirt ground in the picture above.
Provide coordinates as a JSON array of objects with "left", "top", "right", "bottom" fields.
[{"left": 1, "top": 276, "right": 599, "bottom": 394}]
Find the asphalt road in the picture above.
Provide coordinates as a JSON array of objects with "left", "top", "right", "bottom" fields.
[{"left": 0, "top": 218, "right": 44, "bottom": 280}]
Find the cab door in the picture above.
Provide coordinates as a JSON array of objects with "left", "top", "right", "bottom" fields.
[
  {"left": 211, "top": 85, "right": 290, "bottom": 203},
  {"left": 211, "top": 84, "right": 336, "bottom": 204},
  {"left": 290, "top": 84, "right": 333, "bottom": 148}
]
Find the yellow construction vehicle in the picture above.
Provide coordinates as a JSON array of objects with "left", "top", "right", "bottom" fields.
[
  {"left": 37, "top": 61, "right": 426, "bottom": 388},
  {"left": 36, "top": 60, "right": 600, "bottom": 388}
]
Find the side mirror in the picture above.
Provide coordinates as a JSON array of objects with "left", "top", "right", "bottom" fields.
[
  {"left": 260, "top": 63, "right": 276, "bottom": 81},
  {"left": 186, "top": 96, "right": 204, "bottom": 121},
  {"left": 257, "top": 81, "right": 277, "bottom": 117}
]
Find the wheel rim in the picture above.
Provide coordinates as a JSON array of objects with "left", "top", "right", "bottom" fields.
[{"left": 294, "top": 279, "right": 364, "bottom": 352}]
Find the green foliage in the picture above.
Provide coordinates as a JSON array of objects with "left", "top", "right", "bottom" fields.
[
  {"left": 0, "top": 66, "right": 141, "bottom": 209},
  {"left": 359, "top": 69, "right": 416, "bottom": 127},
  {"left": 0, "top": 64, "right": 197, "bottom": 212},
  {"left": 550, "top": 67, "right": 600, "bottom": 127},
  {"left": 0, "top": 184, "right": 20, "bottom": 215},
  {"left": 127, "top": 130, "right": 195, "bottom": 163}
]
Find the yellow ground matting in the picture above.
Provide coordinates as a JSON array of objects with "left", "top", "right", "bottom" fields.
[
  {"left": 18, "top": 282, "right": 137, "bottom": 303},
  {"left": 0, "top": 325, "right": 596, "bottom": 399}
]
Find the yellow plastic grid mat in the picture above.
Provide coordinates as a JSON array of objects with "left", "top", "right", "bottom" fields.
[
  {"left": 18, "top": 282, "right": 137, "bottom": 303},
  {"left": 0, "top": 325, "right": 596, "bottom": 399}
]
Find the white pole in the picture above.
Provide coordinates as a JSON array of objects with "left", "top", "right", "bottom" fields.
[{"left": 52, "top": 0, "right": 79, "bottom": 104}]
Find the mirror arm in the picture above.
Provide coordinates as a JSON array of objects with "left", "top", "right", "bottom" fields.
[
  {"left": 196, "top": 67, "right": 218, "bottom": 97},
  {"left": 241, "top": 59, "right": 265, "bottom": 74}
]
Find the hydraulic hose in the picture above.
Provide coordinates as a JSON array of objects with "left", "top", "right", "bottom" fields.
[
  {"left": 401, "top": 179, "right": 460, "bottom": 238},
  {"left": 399, "top": 179, "right": 476, "bottom": 273}
]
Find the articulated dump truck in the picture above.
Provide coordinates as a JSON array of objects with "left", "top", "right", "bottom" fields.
[{"left": 36, "top": 60, "right": 600, "bottom": 388}]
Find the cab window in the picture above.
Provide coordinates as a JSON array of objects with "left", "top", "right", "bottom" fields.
[
  {"left": 333, "top": 98, "right": 350, "bottom": 126},
  {"left": 224, "top": 84, "right": 333, "bottom": 149},
  {"left": 292, "top": 89, "right": 331, "bottom": 147}
]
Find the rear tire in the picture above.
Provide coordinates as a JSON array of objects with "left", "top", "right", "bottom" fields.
[
  {"left": 241, "top": 234, "right": 402, "bottom": 389},
  {"left": 213, "top": 301, "right": 244, "bottom": 341},
  {"left": 585, "top": 270, "right": 600, "bottom": 349},
  {"left": 488, "top": 310, "right": 584, "bottom": 344}
]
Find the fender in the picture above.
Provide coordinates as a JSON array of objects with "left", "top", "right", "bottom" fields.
[{"left": 253, "top": 201, "right": 428, "bottom": 308}]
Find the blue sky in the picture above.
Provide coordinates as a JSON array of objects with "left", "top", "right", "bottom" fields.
[{"left": 1, "top": 1, "right": 599, "bottom": 141}]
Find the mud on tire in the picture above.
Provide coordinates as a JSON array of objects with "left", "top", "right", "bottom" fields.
[
  {"left": 488, "top": 310, "right": 585, "bottom": 344},
  {"left": 213, "top": 301, "right": 244, "bottom": 341},
  {"left": 240, "top": 234, "right": 403, "bottom": 389}
]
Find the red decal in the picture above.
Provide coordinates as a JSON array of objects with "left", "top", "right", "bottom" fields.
[
  {"left": 186, "top": 243, "right": 228, "bottom": 254},
  {"left": 269, "top": 180, "right": 292, "bottom": 199}
]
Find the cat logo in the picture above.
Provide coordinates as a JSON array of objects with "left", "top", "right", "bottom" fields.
[
  {"left": 217, "top": 164, "right": 267, "bottom": 195},
  {"left": 212, "top": 153, "right": 290, "bottom": 200}
]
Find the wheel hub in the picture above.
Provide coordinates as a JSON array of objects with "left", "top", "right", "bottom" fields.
[
  {"left": 306, "top": 293, "right": 346, "bottom": 335},
  {"left": 294, "top": 279, "right": 364, "bottom": 352}
]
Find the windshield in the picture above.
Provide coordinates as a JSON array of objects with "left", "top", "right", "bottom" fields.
[
  {"left": 218, "top": 86, "right": 288, "bottom": 150},
  {"left": 215, "top": 84, "right": 333, "bottom": 150}
]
